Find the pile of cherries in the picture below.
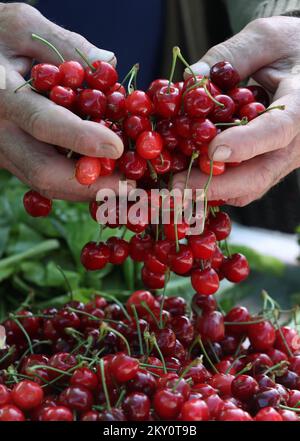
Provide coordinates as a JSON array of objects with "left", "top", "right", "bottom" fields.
[
  {"left": 22, "top": 37, "right": 257, "bottom": 295},
  {"left": 1, "top": 290, "right": 300, "bottom": 421}
]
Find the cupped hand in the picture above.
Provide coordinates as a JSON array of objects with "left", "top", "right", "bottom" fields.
[
  {"left": 0, "top": 2, "right": 128, "bottom": 201},
  {"left": 173, "top": 16, "right": 300, "bottom": 206}
]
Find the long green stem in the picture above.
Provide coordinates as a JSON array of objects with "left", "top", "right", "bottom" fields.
[
  {"left": 99, "top": 359, "right": 112, "bottom": 412},
  {"left": 131, "top": 305, "right": 144, "bottom": 355},
  {"left": 197, "top": 336, "right": 219, "bottom": 374},
  {"left": 159, "top": 269, "right": 170, "bottom": 329},
  {"left": 75, "top": 48, "right": 95, "bottom": 71},
  {"left": 32, "top": 33, "right": 65, "bottom": 63}
]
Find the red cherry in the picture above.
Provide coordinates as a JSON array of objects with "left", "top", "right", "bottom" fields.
[
  {"left": 107, "top": 82, "right": 126, "bottom": 95},
  {"left": 0, "top": 404, "right": 25, "bottom": 421},
  {"left": 190, "top": 118, "right": 217, "bottom": 144},
  {"left": 129, "top": 234, "right": 153, "bottom": 262},
  {"left": 99, "top": 157, "right": 116, "bottom": 176},
  {"left": 255, "top": 407, "right": 283, "bottom": 421},
  {"left": 163, "top": 219, "right": 189, "bottom": 242},
  {"left": 192, "top": 293, "right": 217, "bottom": 314},
  {"left": 75, "top": 156, "right": 101, "bottom": 185},
  {"left": 208, "top": 211, "right": 231, "bottom": 240},
  {"left": 247, "top": 85, "right": 270, "bottom": 107},
  {"left": 225, "top": 306, "right": 251, "bottom": 335},
  {"left": 85, "top": 60, "right": 118, "bottom": 92},
  {"left": 31, "top": 63, "right": 61, "bottom": 91},
  {"left": 122, "top": 392, "right": 150, "bottom": 421},
  {"left": 150, "top": 149, "right": 172, "bottom": 175},
  {"left": 23, "top": 190, "right": 52, "bottom": 217},
  {"left": 275, "top": 327, "right": 300, "bottom": 354},
  {"left": 145, "top": 252, "right": 167, "bottom": 274},
  {"left": 199, "top": 154, "right": 225, "bottom": 176},
  {"left": 169, "top": 244, "right": 194, "bottom": 275},
  {"left": 231, "top": 375, "right": 259, "bottom": 401},
  {"left": 209, "top": 373, "right": 234, "bottom": 398},
  {"left": 156, "top": 119, "right": 179, "bottom": 150},
  {"left": 127, "top": 370, "right": 156, "bottom": 397},
  {"left": 119, "top": 151, "right": 147, "bottom": 180},
  {"left": 126, "top": 90, "right": 153, "bottom": 117},
  {"left": 39, "top": 406, "right": 73, "bottom": 421},
  {"left": 218, "top": 408, "right": 252, "bottom": 421},
  {"left": 80, "top": 241, "right": 110, "bottom": 270},
  {"left": 142, "top": 266, "right": 165, "bottom": 289},
  {"left": 124, "top": 115, "right": 151, "bottom": 140},
  {"left": 111, "top": 353, "right": 139, "bottom": 383},
  {"left": 0, "top": 385, "right": 11, "bottom": 406},
  {"left": 48, "top": 353, "right": 77, "bottom": 381},
  {"left": 126, "top": 290, "right": 155, "bottom": 315},
  {"left": 170, "top": 152, "right": 188, "bottom": 173},
  {"left": 59, "top": 385, "right": 93, "bottom": 413},
  {"left": 50, "top": 85, "right": 76, "bottom": 109},
  {"left": 70, "top": 367, "right": 98, "bottom": 390},
  {"left": 248, "top": 320, "right": 276, "bottom": 351},
  {"left": 197, "top": 311, "right": 225, "bottom": 342},
  {"left": 171, "top": 315, "right": 194, "bottom": 346},
  {"left": 180, "top": 398, "right": 209, "bottom": 421},
  {"left": 228, "top": 87, "right": 254, "bottom": 110},
  {"left": 11, "top": 380, "right": 43, "bottom": 411},
  {"left": 107, "top": 237, "right": 129, "bottom": 265},
  {"left": 174, "top": 115, "right": 191, "bottom": 138},
  {"left": 188, "top": 230, "right": 217, "bottom": 259},
  {"left": 210, "top": 61, "right": 240, "bottom": 90},
  {"left": 184, "top": 87, "right": 214, "bottom": 118},
  {"left": 147, "top": 78, "right": 170, "bottom": 99},
  {"left": 105, "top": 91, "right": 127, "bottom": 120},
  {"left": 136, "top": 130, "right": 163, "bottom": 159},
  {"left": 221, "top": 253, "right": 250, "bottom": 283},
  {"left": 59, "top": 60, "right": 85, "bottom": 88},
  {"left": 210, "top": 94, "right": 235, "bottom": 122},
  {"left": 279, "top": 409, "right": 299, "bottom": 421},
  {"left": 77, "top": 89, "right": 107, "bottom": 118},
  {"left": 153, "top": 85, "right": 181, "bottom": 118},
  {"left": 153, "top": 389, "right": 183, "bottom": 420},
  {"left": 239, "top": 102, "right": 265, "bottom": 121},
  {"left": 191, "top": 268, "right": 219, "bottom": 295}
]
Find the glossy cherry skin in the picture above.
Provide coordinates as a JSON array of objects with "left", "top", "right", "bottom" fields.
[
  {"left": 85, "top": 60, "right": 118, "bottom": 92},
  {"left": 150, "top": 149, "right": 172, "bottom": 174},
  {"left": 225, "top": 306, "right": 251, "bottom": 335},
  {"left": 208, "top": 211, "right": 231, "bottom": 240},
  {"left": 11, "top": 380, "right": 43, "bottom": 411},
  {"left": 191, "top": 118, "right": 217, "bottom": 144},
  {"left": 59, "top": 385, "right": 93, "bottom": 413},
  {"left": 147, "top": 78, "right": 170, "bottom": 99},
  {"left": 98, "top": 408, "right": 126, "bottom": 421},
  {"left": 274, "top": 327, "right": 300, "bottom": 354},
  {"left": 53, "top": 308, "right": 80, "bottom": 333},
  {"left": 145, "top": 252, "right": 167, "bottom": 274},
  {"left": 153, "top": 389, "right": 183, "bottom": 420},
  {"left": 119, "top": 151, "right": 147, "bottom": 180},
  {"left": 163, "top": 219, "right": 189, "bottom": 242},
  {"left": 171, "top": 315, "right": 194, "bottom": 346},
  {"left": 142, "top": 266, "right": 165, "bottom": 289},
  {"left": 39, "top": 406, "right": 73, "bottom": 421},
  {"left": 197, "top": 311, "right": 225, "bottom": 342},
  {"left": 98, "top": 157, "right": 116, "bottom": 176},
  {"left": 107, "top": 237, "right": 129, "bottom": 265},
  {"left": 239, "top": 102, "right": 265, "bottom": 121},
  {"left": 124, "top": 115, "right": 152, "bottom": 140},
  {"left": 77, "top": 89, "right": 107, "bottom": 118},
  {"left": 218, "top": 408, "right": 252, "bottom": 421},
  {"left": 23, "top": 190, "right": 52, "bottom": 217},
  {"left": 192, "top": 293, "right": 217, "bottom": 314},
  {"left": 31, "top": 63, "right": 61, "bottom": 91},
  {"left": 210, "top": 61, "right": 240, "bottom": 90},
  {"left": 126, "top": 90, "right": 153, "bottom": 117},
  {"left": 70, "top": 367, "right": 98, "bottom": 390},
  {"left": 153, "top": 85, "right": 181, "bottom": 118},
  {"left": 129, "top": 234, "right": 153, "bottom": 262},
  {"left": 231, "top": 375, "right": 259, "bottom": 401},
  {"left": 199, "top": 154, "right": 226, "bottom": 176},
  {"left": 191, "top": 268, "right": 220, "bottom": 295},
  {"left": 188, "top": 230, "right": 217, "bottom": 260},
  {"left": 248, "top": 320, "right": 276, "bottom": 351},
  {"left": 248, "top": 85, "right": 270, "bottom": 107},
  {"left": 105, "top": 91, "right": 127, "bottom": 120},
  {"left": 155, "top": 328, "right": 176, "bottom": 356},
  {"left": 163, "top": 296, "right": 186, "bottom": 316},
  {"left": 80, "top": 241, "right": 110, "bottom": 271},
  {"left": 136, "top": 130, "right": 163, "bottom": 159},
  {"left": 210, "top": 373, "right": 234, "bottom": 398},
  {"left": 252, "top": 388, "right": 281, "bottom": 413},
  {"left": 170, "top": 152, "right": 189, "bottom": 173},
  {"left": 111, "top": 353, "right": 139, "bottom": 383},
  {"left": 279, "top": 409, "right": 299, "bottom": 421},
  {"left": 169, "top": 244, "right": 194, "bottom": 275},
  {"left": 122, "top": 392, "right": 151, "bottom": 421},
  {"left": 48, "top": 353, "right": 77, "bottom": 381},
  {"left": 75, "top": 156, "right": 101, "bottom": 185},
  {"left": 0, "top": 385, "right": 11, "bottom": 406},
  {"left": 184, "top": 87, "right": 214, "bottom": 118},
  {"left": 228, "top": 87, "right": 254, "bottom": 110},
  {"left": 210, "top": 94, "right": 235, "bottom": 122},
  {"left": 127, "top": 371, "right": 156, "bottom": 397},
  {"left": 50, "top": 85, "right": 76, "bottom": 109},
  {"left": 59, "top": 60, "right": 85, "bottom": 88},
  {"left": 255, "top": 407, "right": 283, "bottom": 421},
  {"left": 221, "top": 253, "right": 250, "bottom": 283},
  {"left": 126, "top": 289, "right": 155, "bottom": 315},
  {"left": 180, "top": 399, "right": 209, "bottom": 421},
  {"left": 174, "top": 115, "right": 191, "bottom": 138},
  {"left": 0, "top": 404, "right": 25, "bottom": 421}
]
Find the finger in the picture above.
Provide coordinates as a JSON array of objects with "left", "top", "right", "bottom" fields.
[
  {"left": 184, "top": 17, "right": 290, "bottom": 79},
  {"left": 173, "top": 144, "right": 296, "bottom": 203},
  {"left": 0, "top": 120, "right": 134, "bottom": 202},
  {"left": 0, "top": 72, "right": 123, "bottom": 159},
  {"left": 1, "top": 3, "right": 116, "bottom": 65},
  {"left": 208, "top": 94, "right": 298, "bottom": 163}
]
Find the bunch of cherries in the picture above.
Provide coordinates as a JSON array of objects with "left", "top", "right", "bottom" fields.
[
  {"left": 21, "top": 36, "right": 262, "bottom": 295},
  {"left": 0, "top": 290, "right": 300, "bottom": 421}
]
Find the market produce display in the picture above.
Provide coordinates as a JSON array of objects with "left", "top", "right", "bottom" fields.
[{"left": 1, "top": 34, "right": 297, "bottom": 422}]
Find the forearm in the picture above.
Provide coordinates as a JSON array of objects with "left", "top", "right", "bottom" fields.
[{"left": 224, "top": 0, "right": 300, "bottom": 33}]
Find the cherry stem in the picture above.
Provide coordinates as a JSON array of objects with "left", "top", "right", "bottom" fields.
[
  {"left": 32, "top": 33, "right": 65, "bottom": 63},
  {"left": 146, "top": 160, "right": 158, "bottom": 182},
  {"left": 235, "top": 362, "right": 252, "bottom": 377},
  {"left": 207, "top": 339, "right": 220, "bottom": 363},
  {"left": 172, "top": 357, "right": 202, "bottom": 392},
  {"left": 0, "top": 346, "right": 16, "bottom": 366},
  {"left": 215, "top": 117, "right": 248, "bottom": 127},
  {"left": 99, "top": 293, "right": 131, "bottom": 321},
  {"left": 9, "top": 315, "right": 33, "bottom": 354},
  {"left": 201, "top": 159, "right": 214, "bottom": 233},
  {"left": 259, "top": 104, "right": 285, "bottom": 116},
  {"left": 168, "top": 46, "right": 180, "bottom": 92},
  {"left": 75, "top": 48, "right": 95, "bottom": 71},
  {"left": 225, "top": 354, "right": 246, "bottom": 375},
  {"left": 104, "top": 325, "right": 131, "bottom": 356},
  {"left": 14, "top": 79, "right": 32, "bottom": 93},
  {"left": 223, "top": 239, "right": 231, "bottom": 258},
  {"left": 203, "top": 81, "right": 225, "bottom": 107},
  {"left": 56, "top": 265, "right": 74, "bottom": 301},
  {"left": 116, "top": 389, "right": 126, "bottom": 408},
  {"left": 184, "top": 151, "right": 199, "bottom": 190},
  {"left": 99, "top": 359, "right": 112, "bottom": 412},
  {"left": 127, "top": 63, "right": 139, "bottom": 95},
  {"left": 159, "top": 269, "right": 170, "bottom": 329},
  {"left": 139, "top": 363, "right": 176, "bottom": 372},
  {"left": 174, "top": 46, "right": 196, "bottom": 80},
  {"left": 141, "top": 301, "right": 160, "bottom": 328},
  {"left": 174, "top": 209, "right": 180, "bottom": 254},
  {"left": 263, "top": 360, "right": 288, "bottom": 375},
  {"left": 151, "top": 335, "right": 167, "bottom": 374},
  {"left": 279, "top": 404, "right": 300, "bottom": 413},
  {"left": 197, "top": 336, "right": 219, "bottom": 374},
  {"left": 131, "top": 304, "right": 144, "bottom": 355}
]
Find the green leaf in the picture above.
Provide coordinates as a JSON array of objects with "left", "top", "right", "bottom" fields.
[
  {"left": 0, "top": 226, "right": 10, "bottom": 258},
  {"left": 7, "top": 223, "right": 44, "bottom": 255}
]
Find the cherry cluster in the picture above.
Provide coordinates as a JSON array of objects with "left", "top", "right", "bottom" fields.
[{"left": 0, "top": 291, "right": 300, "bottom": 421}]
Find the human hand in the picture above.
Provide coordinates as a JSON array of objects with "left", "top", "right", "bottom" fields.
[
  {"left": 173, "top": 16, "right": 300, "bottom": 206},
  {"left": 0, "top": 2, "right": 128, "bottom": 201}
]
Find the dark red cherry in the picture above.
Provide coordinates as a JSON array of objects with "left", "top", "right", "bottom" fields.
[{"left": 210, "top": 61, "right": 240, "bottom": 90}]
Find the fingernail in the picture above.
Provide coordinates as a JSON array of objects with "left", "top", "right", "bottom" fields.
[
  {"left": 212, "top": 146, "right": 232, "bottom": 161},
  {"left": 186, "top": 61, "right": 210, "bottom": 77},
  {"left": 99, "top": 144, "right": 120, "bottom": 159},
  {"left": 88, "top": 47, "right": 115, "bottom": 63}
]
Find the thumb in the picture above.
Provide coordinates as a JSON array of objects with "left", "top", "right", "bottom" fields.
[
  {"left": 9, "top": 3, "right": 116, "bottom": 66},
  {"left": 184, "top": 18, "right": 281, "bottom": 81}
]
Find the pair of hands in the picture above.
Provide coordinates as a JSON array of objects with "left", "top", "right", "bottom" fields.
[{"left": 1, "top": 3, "right": 300, "bottom": 206}]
